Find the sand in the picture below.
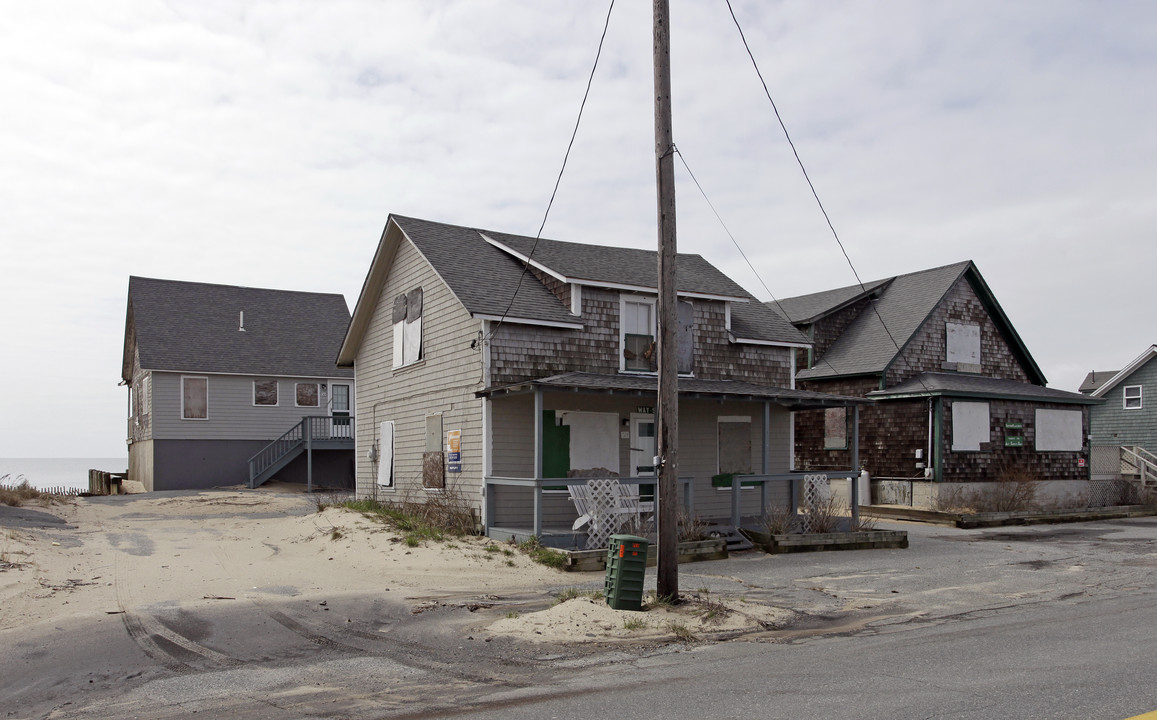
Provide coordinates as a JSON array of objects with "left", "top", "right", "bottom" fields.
[{"left": 0, "top": 488, "right": 788, "bottom": 646}]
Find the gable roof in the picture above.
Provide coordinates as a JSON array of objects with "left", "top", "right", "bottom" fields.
[
  {"left": 1079, "top": 370, "right": 1119, "bottom": 395},
  {"left": 1090, "top": 345, "right": 1157, "bottom": 398},
  {"left": 768, "top": 277, "right": 891, "bottom": 325},
  {"left": 339, "top": 215, "right": 809, "bottom": 364},
  {"left": 123, "top": 276, "right": 353, "bottom": 381},
  {"left": 787, "top": 261, "right": 1045, "bottom": 385}
]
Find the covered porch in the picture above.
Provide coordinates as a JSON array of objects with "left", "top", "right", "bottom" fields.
[{"left": 477, "top": 372, "right": 869, "bottom": 547}]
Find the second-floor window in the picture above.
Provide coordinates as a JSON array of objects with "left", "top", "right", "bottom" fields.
[
  {"left": 1124, "top": 385, "right": 1143, "bottom": 410},
  {"left": 254, "top": 380, "right": 278, "bottom": 406},
  {"left": 622, "top": 296, "right": 656, "bottom": 372},
  {"left": 296, "top": 383, "right": 320, "bottom": 407},
  {"left": 393, "top": 287, "right": 424, "bottom": 368}
]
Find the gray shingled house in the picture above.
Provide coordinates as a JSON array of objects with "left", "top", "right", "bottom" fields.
[
  {"left": 122, "top": 277, "right": 355, "bottom": 491},
  {"left": 1086, "top": 345, "right": 1157, "bottom": 492},
  {"left": 770, "top": 261, "right": 1100, "bottom": 506},
  {"left": 337, "top": 215, "right": 868, "bottom": 545}
]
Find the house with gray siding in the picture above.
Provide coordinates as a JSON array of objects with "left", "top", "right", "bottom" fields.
[
  {"left": 1087, "top": 345, "right": 1157, "bottom": 490},
  {"left": 337, "top": 215, "right": 868, "bottom": 545},
  {"left": 770, "top": 261, "right": 1100, "bottom": 506},
  {"left": 122, "top": 276, "right": 355, "bottom": 491}
]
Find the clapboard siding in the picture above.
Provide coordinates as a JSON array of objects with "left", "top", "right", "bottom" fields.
[
  {"left": 150, "top": 371, "right": 344, "bottom": 440},
  {"left": 1090, "top": 355, "right": 1157, "bottom": 447},
  {"left": 352, "top": 235, "right": 485, "bottom": 507}
]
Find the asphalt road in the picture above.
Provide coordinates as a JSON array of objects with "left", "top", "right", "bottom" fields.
[{"left": 4, "top": 515, "right": 1157, "bottom": 719}]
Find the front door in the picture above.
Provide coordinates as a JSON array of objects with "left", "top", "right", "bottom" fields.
[
  {"left": 331, "top": 383, "right": 351, "bottom": 438},
  {"left": 630, "top": 414, "right": 656, "bottom": 502}
]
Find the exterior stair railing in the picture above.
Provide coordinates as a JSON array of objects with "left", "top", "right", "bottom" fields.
[
  {"left": 248, "top": 416, "right": 354, "bottom": 490},
  {"left": 1121, "top": 446, "right": 1157, "bottom": 488}
]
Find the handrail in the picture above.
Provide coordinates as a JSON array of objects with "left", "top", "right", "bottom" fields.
[
  {"left": 249, "top": 419, "right": 306, "bottom": 487},
  {"left": 1122, "top": 446, "right": 1157, "bottom": 487}
]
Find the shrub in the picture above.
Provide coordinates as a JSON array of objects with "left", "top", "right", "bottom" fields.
[{"left": 761, "top": 504, "right": 799, "bottom": 535}]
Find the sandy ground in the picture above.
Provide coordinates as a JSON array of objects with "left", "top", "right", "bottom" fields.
[{"left": 0, "top": 487, "right": 789, "bottom": 647}]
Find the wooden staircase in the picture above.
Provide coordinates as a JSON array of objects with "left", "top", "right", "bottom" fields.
[
  {"left": 248, "top": 416, "right": 354, "bottom": 490},
  {"left": 1120, "top": 446, "right": 1157, "bottom": 489}
]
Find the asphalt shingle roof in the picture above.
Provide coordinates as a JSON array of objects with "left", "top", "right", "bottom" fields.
[
  {"left": 869, "top": 372, "right": 1100, "bottom": 405},
  {"left": 125, "top": 276, "right": 353, "bottom": 380},
  {"left": 794, "top": 261, "right": 974, "bottom": 380},
  {"left": 1079, "top": 370, "right": 1119, "bottom": 394},
  {"left": 392, "top": 216, "right": 808, "bottom": 346},
  {"left": 768, "top": 278, "right": 891, "bottom": 324}
]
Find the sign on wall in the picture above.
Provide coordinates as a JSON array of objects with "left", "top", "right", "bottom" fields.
[{"left": 446, "top": 429, "right": 461, "bottom": 473}]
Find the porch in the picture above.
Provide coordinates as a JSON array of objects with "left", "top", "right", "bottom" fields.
[{"left": 477, "top": 371, "right": 869, "bottom": 547}]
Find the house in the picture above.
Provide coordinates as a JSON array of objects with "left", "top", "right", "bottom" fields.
[
  {"left": 1079, "top": 370, "right": 1118, "bottom": 395},
  {"left": 770, "top": 261, "right": 1100, "bottom": 506},
  {"left": 336, "top": 215, "right": 868, "bottom": 544},
  {"left": 122, "top": 276, "right": 355, "bottom": 491},
  {"left": 1086, "top": 345, "right": 1157, "bottom": 491}
]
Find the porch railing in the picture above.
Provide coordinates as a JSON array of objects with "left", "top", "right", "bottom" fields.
[
  {"left": 482, "top": 471, "right": 860, "bottom": 540},
  {"left": 1121, "top": 446, "right": 1157, "bottom": 487}
]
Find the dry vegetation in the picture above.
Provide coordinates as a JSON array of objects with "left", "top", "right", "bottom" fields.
[{"left": 0, "top": 476, "right": 69, "bottom": 508}]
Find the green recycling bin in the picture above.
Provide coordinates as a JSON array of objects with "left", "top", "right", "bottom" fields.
[{"left": 605, "top": 534, "right": 649, "bottom": 611}]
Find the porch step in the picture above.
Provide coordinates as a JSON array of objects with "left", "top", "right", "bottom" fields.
[{"left": 706, "top": 525, "right": 753, "bottom": 552}]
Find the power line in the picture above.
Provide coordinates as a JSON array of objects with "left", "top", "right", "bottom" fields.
[{"left": 481, "top": 0, "right": 616, "bottom": 347}]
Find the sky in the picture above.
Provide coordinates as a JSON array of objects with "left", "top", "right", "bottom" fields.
[{"left": 1, "top": 1, "right": 1154, "bottom": 459}]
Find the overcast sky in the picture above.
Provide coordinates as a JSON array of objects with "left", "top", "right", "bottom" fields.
[{"left": 2, "top": 1, "right": 1154, "bottom": 459}]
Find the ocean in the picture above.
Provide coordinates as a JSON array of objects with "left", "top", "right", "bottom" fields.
[{"left": 0, "top": 457, "right": 127, "bottom": 492}]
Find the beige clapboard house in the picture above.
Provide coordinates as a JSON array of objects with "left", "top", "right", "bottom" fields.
[{"left": 337, "top": 215, "right": 866, "bottom": 546}]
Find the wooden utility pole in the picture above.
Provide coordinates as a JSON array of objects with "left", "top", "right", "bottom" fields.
[{"left": 653, "top": 0, "right": 679, "bottom": 601}]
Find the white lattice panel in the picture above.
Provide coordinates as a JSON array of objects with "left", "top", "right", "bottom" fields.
[
  {"left": 799, "top": 473, "right": 829, "bottom": 533},
  {"left": 585, "top": 477, "right": 624, "bottom": 550}
]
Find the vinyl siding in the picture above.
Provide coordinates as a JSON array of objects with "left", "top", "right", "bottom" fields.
[
  {"left": 1090, "top": 355, "right": 1157, "bottom": 447},
  {"left": 352, "top": 235, "right": 485, "bottom": 507},
  {"left": 150, "top": 372, "right": 344, "bottom": 440}
]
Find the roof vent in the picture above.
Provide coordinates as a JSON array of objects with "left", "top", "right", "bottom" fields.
[{"left": 239, "top": 310, "right": 246, "bottom": 332}]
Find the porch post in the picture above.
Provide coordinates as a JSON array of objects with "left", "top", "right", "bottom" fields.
[
  {"left": 305, "top": 417, "right": 313, "bottom": 494},
  {"left": 761, "top": 401, "right": 770, "bottom": 519},
  {"left": 533, "top": 388, "right": 543, "bottom": 537},
  {"left": 851, "top": 404, "right": 860, "bottom": 526}
]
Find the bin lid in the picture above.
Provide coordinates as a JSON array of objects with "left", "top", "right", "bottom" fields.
[{"left": 609, "top": 534, "right": 649, "bottom": 545}]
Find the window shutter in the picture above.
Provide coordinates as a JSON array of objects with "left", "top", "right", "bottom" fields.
[
  {"left": 392, "top": 294, "right": 407, "bottom": 368},
  {"left": 677, "top": 300, "right": 694, "bottom": 374}
]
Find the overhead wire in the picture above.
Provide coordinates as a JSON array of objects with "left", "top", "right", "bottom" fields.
[
  {"left": 479, "top": 0, "right": 616, "bottom": 348},
  {"left": 722, "top": 0, "right": 932, "bottom": 393}
]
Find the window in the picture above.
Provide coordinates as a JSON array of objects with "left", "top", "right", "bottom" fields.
[
  {"left": 254, "top": 380, "right": 278, "bottom": 406},
  {"left": 824, "top": 407, "right": 847, "bottom": 449},
  {"left": 392, "top": 287, "right": 424, "bottom": 368},
  {"left": 1035, "top": 409, "right": 1083, "bottom": 451},
  {"left": 621, "top": 296, "right": 656, "bottom": 372},
  {"left": 182, "top": 376, "right": 208, "bottom": 420},
  {"left": 946, "top": 322, "right": 981, "bottom": 365},
  {"left": 1124, "top": 385, "right": 1142, "bottom": 410},
  {"left": 951, "top": 401, "right": 989, "bottom": 451},
  {"left": 296, "top": 383, "right": 319, "bottom": 407}
]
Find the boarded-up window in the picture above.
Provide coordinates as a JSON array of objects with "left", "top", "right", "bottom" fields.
[
  {"left": 718, "top": 418, "right": 753, "bottom": 475},
  {"left": 951, "top": 401, "right": 989, "bottom": 451},
  {"left": 377, "top": 421, "right": 394, "bottom": 488},
  {"left": 254, "top": 380, "right": 278, "bottom": 406},
  {"left": 393, "top": 288, "right": 424, "bottom": 367},
  {"left": 560, "top": 411, "right": 619, "bottom": 475},
  {"left": 946, "top": 322, "right": 981, "bottom": 365},
  {"left": 677, "top": 300, "right": 694, "bottom": 375},
  {"left": 824, "top": 407, "right": 847, "bottom": 449},
  {"left": 1035, "top": 409, "right": 1083, "bottom": 451},
  {"left": 295, "top": 383, "right": 319, "bottom": 407},
  {"left": 182, "top": 376, "right": 207, "bottom": 420}
]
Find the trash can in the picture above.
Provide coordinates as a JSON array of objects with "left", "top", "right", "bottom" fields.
[{"left": 605, "top": 534, "right": 649, "bottom": 611}]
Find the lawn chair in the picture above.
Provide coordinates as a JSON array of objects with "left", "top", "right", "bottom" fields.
[{"left": 568, "top": 477, "right": 631, "bottom": 550}]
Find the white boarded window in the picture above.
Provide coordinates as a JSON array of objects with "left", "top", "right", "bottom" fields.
[
  {"left": 946, "top": 323, "right": 981, "bottom": 365},
  {"left": 824, "top": 407, "right": 847, "bottom": 450},
  {"left": 951, "top": 401, "right": 989, "bottom": 451},
  {"left": 393, "top": 288, "right": 424, "bottom": 368},
  {"left": 1124, "top": 385, "right": 1142, "bottom": 410},
  {"left": 182, "top": 376, "right": 208, "bottom": 420},
  {"left": 560, "top": 411, "right": 620, "bottom": 475},
  {"left": 1035, "top": 409, "right": 1083, "bottom": 451},
  {"left": 377, "top": 421, "right": 394, "bottom": 488},
  {"left": 254, "top": 380, "right": 278, "bottom": 406}
]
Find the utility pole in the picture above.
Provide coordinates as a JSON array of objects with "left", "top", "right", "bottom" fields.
[{"left": 653, "top": 0, "right": 679, "bottom": 601}]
